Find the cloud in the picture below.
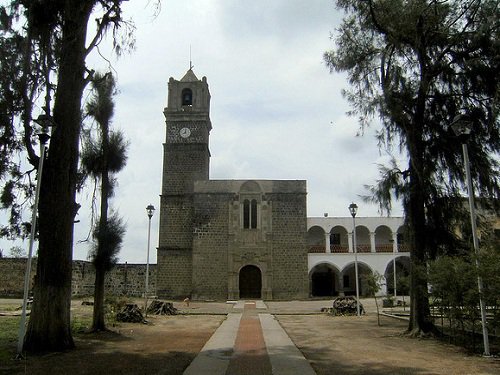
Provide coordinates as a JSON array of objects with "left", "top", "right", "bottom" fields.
[{"left": 1, "top": 1, "right": 404, "bottom": 263}]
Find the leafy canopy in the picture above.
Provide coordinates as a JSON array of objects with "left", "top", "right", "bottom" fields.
[{"left": 325, "top": 0, "right": 500, "bottom": 243}]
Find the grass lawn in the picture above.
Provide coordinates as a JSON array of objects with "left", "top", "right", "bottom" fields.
[
  {"left": 0, "top": 307, "right": 93, "bottom": 364},
  {"left": 0, "top": 315, "right": 20, "bottom": 363}
]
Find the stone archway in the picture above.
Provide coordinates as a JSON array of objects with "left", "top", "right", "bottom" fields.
[
  {"left": 239, "top": 265, "right": 262, "bottom": 299},
  {"left": 310, "top": 263, "right": 339, "bottom": 297},
  {"left": 342, "top": 262, "right": 373, "bottom": 297},
  {"left": 384, "top": 256, "right": 411, "bottom": 295}
]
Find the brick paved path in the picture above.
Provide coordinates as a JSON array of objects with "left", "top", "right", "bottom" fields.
[
  {"left": 226, "top": 302, "right": 272, "bottom": 374},
  {"left": 183, "top": 301, "right": 316, "bottom": 375}
]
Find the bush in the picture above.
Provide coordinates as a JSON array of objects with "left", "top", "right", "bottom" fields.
[{"left": 428, "top": 248, "right": 500, "bottom": 353}]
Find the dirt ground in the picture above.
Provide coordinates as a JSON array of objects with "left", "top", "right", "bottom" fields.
[
  {"left": 278, "top": 314, "right": 500, "bottom": 375},
  {"left": 1, "top": 299, "right": 499, "bottom": 375},
  {"left": 1, "top": 300, "right": 225, "bottom": 375}
]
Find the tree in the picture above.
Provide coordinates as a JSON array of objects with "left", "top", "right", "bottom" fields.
[
  {"left": 428, "top": 255, "right": 479, "bottom": 347},
  {"left": 479, "top": 232, "right": 500, "bottom": 336},
  {"left": 397, "top": 274, "right": 410, "bottom": 311},
  {"left": 82, "top": 72, "right": 128, "bottom": 331},
  {"left": 325, "top": 0, "right": 500, "bottom": 335},
  {"left": 9, "top": 245, "right": 26, "bottom": 258},
  {"left": 0, "top": 1, "right": 137, "bottom": 352},
  {"left": 363, "top": 271, "right": 383, "bottom": 326}
]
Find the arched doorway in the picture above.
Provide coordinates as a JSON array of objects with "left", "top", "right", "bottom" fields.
[
  {"left": 239, "top": 265, "right": 262, "bottom": 299},
  {"left": 310, "top": 264, "right": 339, "bottom": 297},
  {"left": 384, "top": 256, "right": 410, "bottom": 295},
  {"left": 342, "top": 262, "right": 373, "bottom": 297}
]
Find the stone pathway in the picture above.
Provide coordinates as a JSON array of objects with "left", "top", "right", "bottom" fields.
[
  {"left": 226, "top": 303, "right": 272, "bottom": 374},
  {"left": 183, "top": 301, "right": 316, "bottom": 375}
]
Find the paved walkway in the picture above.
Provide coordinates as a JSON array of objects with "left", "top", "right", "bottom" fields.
[{"left": 183, "top": 301, "right": 316, "bottom": 375}]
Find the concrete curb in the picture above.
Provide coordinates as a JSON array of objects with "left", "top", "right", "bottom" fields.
[
  {"left": 260, "top": 313, "right": 316, "bottom": 375},
  {"left": 183, "top": 313, "right": 241, "bottom": 375}
]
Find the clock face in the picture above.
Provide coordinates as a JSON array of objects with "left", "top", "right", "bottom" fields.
[{"left": 180, "top": 127, "right": 191, "bottom": 138}]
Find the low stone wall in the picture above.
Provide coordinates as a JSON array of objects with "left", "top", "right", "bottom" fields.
[
  {"left": 0, "top": 258, "right": 37, "bottom": 298},
  {"left": 0, "top": 258, "right": 156, "bottom": 298}
]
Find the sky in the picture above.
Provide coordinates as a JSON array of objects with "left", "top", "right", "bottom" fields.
[{"left": 3, "top": 0, "right": 404, "bottom": 263}]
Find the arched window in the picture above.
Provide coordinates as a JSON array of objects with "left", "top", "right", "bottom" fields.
[
  {"left": 243, "top": 199, "right": 258, "bottom": 229},
  {"left": 251, "top": 199, "right": 257, "bottom": 229},
  {"left": 243, "top": 199, "right": 250, "bottom": 228},
  {"left": 182, "top": 88, "right": 193, "bottom": 106}
]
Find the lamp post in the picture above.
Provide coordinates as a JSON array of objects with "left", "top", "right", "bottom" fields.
[
  {"left": 451, "top": 114, "right": 490, "bottom": 356},
  {"left": 349, "top": 202, "right": 361, "bottom": 316},
  {"left": 17, "top": 126, "right": 50, "bottom": 356},
  {"left": 393, "top": 256, "right": 397, "bottom": 299},
  {"left": 144, "top": 204, "right": 155, "bottom": 317}
]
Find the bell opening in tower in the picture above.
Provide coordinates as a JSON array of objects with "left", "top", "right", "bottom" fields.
[{"left": 182, "top": 88, "right": 193, "bottom": 106}]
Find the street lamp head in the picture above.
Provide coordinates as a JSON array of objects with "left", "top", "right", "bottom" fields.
[
  {"left": 34, "top": 114, "right": 55, "bottom": 146},
  {"left": 33, "top": 113, "right": 56, "bottom": 128},
  {"left": 450, "top": 114, "right": 473, "bottom": 137},
  {"left": 37, "top": 128, "right": 50, "bottom": 145},
  {"left": 349, "top": 202, "right": 358, "bottom": 218},
  {"left": 146, "top": 204, "right": 155, "bottom": 218}
]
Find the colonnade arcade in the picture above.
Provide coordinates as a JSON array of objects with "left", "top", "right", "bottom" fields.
[
  {"left": 308, "top": 257, "right": 410, "bottom": 297},
  {"left": 306, "top": 216, "right": 411, "bottom": 297},
  {"left": 307, "top": 219, "right": 409, "bottom": 254}
]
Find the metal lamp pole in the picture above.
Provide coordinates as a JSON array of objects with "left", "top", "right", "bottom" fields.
[
  {"left": 393, "top": 255, "right": 397, "bottom": 299},
  {"left": 349, "top": 203, "right": 361, "bottom": 316},
  {"left": 451, "top": 115, "right": 490, "bottom": 356},
  {"left": 17, "top": 128, "right": 50, "bottom": 356},
  {"left": 144, "top": 204, "right": 155, "bottom": 317}
]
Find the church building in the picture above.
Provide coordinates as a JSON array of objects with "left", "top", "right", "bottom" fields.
[{"left": 156, "top": 69, "right": 310, "bottom": 300}]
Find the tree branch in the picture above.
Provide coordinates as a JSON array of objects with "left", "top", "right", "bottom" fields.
[{"left": 85, "top": 4, "right": 119, "bottom": 58}]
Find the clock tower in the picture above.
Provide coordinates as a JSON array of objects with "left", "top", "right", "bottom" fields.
[{"left": 157, "top": 69, "right": 212, "bottom": 298}]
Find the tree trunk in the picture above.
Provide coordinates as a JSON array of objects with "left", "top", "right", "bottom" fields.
[
  {"left": 406, "top": 108, "right": 433, "bottom": 335},
  {"left": 92, "top": 266, "right": 106, "bottom": 331},
  {"left": 407, "top": 163, "right": 433, "bottom": 334},
  {"left": 92, "top": 119, "right": 110, "bottom": 331},
  {"left": 24, "top": 2, "right": 93, "bottom": 352},
  {"left": 406, "top": 34, "right": 435, "bottom": 334}
]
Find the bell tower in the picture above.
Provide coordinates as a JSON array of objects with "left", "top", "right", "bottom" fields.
[{"left": 157, "top": 69, "right": 212, "bottom": 298}]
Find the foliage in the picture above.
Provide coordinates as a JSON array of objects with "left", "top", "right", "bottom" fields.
[
  {"left": 363, "top": 271, "right": 383, "bottom": 325},
  {"left": 428, "top": 245, "right": 500, "bottom": 353},
  {"left": 0, "top": 0, "right": 141, "bottom": 353},
  {"left": 71, "top": 316, "right": 92, "bottom": 334},
  {"left": 80, "top": 72, "right": 129, "bottom": 219},
  {"left": 82, "top": 71, "right": 128, "bottom": 332},
  {"left": 89, "top": 213, "right": 126, "bottom": 272},
  {"left": 363, "top": 270, "right": 383, "bottom": 297},
  {"left": 81, "top": 72, "right": 128, "bottom": 179},
  {"left": 479, "top": 235, "right": 500, "bottom": 336},
  {"left": 104, "top": 295, "right": 131, "bottom": 324},
  {"left": 429, "top": 255, "right": 477, "bottom": 319},
  {"left": 397, "top": 274, "right": 410, "bottom": 297},
  {"left": 0, "top": 1, "right": 136, "bottom": 237},
  {"left": 80, "top": 130, "right": 128, "bottom": 183},
  {"left": 8, "top": 245, "right": 25, "bottom": 257},
  {"left": 325, "top": 0, "right": 500, "bottom": 334}
]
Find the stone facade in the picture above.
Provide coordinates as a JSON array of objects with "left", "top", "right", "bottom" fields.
[
  {"left": 71, "top": 261, "right": 156, "bottom": 297},
  {"left": 156, "top": 70, "right": 309, "bottom": 300},
  {"left": 189, "top": 180, "right": 309, "bottom": 301},
  {"left": 0, "top": 258, "right": 155, "bottom": 298},
  {"left": 0, "top": 258, "right": 36, "bottom": 297}
]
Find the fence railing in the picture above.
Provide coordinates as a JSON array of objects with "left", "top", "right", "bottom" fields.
[
  {"left": 375, "top": 244, "right": 394, "bottom": 253},
  {"left": 308, "top": 245, "right": 325, "bottom": 253},
  {"left": 309, "top": 243, "right": 410, "bottom": 254},
  {"left": 330, "top": 245, "right": 349, "bottom": 253}
]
